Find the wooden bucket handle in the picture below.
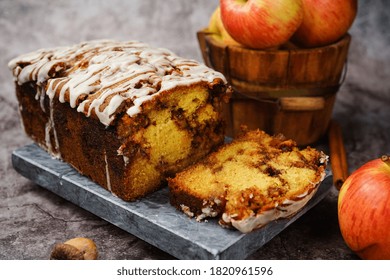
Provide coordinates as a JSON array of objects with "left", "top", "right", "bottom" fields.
[
  {"left": 278, "top": 96, "right": 325, "bottom": 111},
  {"left": 233, "top": 92, "right": 327, "bottom": 111}
]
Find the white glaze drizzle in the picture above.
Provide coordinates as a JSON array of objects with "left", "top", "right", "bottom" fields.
[
  {"left": 221, "top": 189, "right": 316, "bottom": 234},
  {"left": 8, "top": 40, "right": 226, "bottom": 126},
  {"left": 35, "top": 86, "right": 46, "bottom": 113},
  {"left": 104, "top": 150, "right": 112, "bottom": 192},
  {"left": 50, "top": 98, "right": 60, "bottom": 157},
  {"left": 44, "top": 98, "right": 61, "bottom": 158},
  {"left": 116, "top": 146, "right": 130, "bottom": 166},
  {"left": 221, "top": 168, "right": 328, "bottom": 234},
  {"left": 17, "top": 104, "right": 26, "bottom": 134}
]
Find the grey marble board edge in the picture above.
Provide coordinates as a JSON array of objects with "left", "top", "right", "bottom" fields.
[{"left": 11, "top": 143, "right": 333, "bottom": 260}]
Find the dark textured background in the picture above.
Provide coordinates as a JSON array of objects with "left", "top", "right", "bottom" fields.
[{"left": 1, "top": 0, "right": 389, "bottom": 259}]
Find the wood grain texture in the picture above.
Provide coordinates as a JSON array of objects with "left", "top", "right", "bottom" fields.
[{"left": 198, "top": 30, "right": 350, "bottom": 145}]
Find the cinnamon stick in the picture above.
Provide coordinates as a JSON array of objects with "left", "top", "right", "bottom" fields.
[{"left": 328, "top": 120, "right": 349, "bottom": 190}]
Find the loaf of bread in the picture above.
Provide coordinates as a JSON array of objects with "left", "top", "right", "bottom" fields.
[
  {"left": 168, "top": 129, "right": 328, "bottom": 233},
  {"left": 9, "top": 40, "right": 230, "bottom": 201}
]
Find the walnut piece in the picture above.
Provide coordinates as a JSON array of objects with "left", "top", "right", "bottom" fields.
[{"left": 50, "top": 237, "right": 98, "bottom": 260}]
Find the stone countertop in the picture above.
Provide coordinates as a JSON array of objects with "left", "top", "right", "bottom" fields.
[{"left": 1, "top": 0, "right": 389, "bottom": 260}]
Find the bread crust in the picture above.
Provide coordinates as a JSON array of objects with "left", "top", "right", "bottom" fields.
[{"left": 10, "top": 40, "right": 231, "bottom": 201}]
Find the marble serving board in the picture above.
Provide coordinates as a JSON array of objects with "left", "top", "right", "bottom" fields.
[{"left": 12, "top": 143, "right": 333, "bottom": 260}]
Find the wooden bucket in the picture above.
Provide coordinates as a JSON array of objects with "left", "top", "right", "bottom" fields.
[{"left": 197, "top": 29, "right": 351, "bottom": 146}]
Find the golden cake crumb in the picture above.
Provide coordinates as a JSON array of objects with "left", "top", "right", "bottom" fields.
[{"left": 168, "top": 129, "right": 328, "bottom": 233}]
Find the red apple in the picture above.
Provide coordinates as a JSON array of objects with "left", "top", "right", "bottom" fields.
[
  {"left": 338, "top": 155, "right": 390, "bottom": 260},
  {"left": 220, "top": 0, "right": 304, "bottom": 49},
  {"left": 208, "top": 6, "right": 243, "bottom": 47},
  {"left": 292, "top": 0, "right": 358, "bottom": 48}
]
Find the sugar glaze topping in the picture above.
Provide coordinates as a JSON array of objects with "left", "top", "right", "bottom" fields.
[{"left": 8, "top": 40, "right": 226, "bottom": 126}]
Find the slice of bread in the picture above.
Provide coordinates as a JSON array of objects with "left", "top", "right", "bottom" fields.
[{"left": 168, "top": 129, "right": 328, "bottom": 233}]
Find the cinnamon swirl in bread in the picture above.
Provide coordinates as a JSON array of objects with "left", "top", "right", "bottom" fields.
[
  {"left": 168, "top": 129, "right": 327, "bottom": 233},
  {"left": 9, "top": 40, "right": 230, "bottom": 201}
]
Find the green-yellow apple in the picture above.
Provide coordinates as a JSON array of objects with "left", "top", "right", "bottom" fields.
[
  {"left": 338, "top": 155, "right": 390, "bottom": 260},
  {"left": 292, "top": 0, "right": 358, "bottom": 48},
  {"left": 208, "top": 7, "right": 242, "bottom": 47},
  {"left": 219, "top": 0, "right": 303, "bottom": 49}
]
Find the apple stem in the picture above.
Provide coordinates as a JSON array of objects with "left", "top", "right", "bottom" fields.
[{"left": 381, "top": 155, "right": 390, "bottom": 167}]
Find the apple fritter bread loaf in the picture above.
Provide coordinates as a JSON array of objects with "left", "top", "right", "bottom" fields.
[
  {"left": 168, "top": 129, "right": 327, "bottom": 233},
  {"left": 9, "top": 40, "right": 231, "bottom": 201}
]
